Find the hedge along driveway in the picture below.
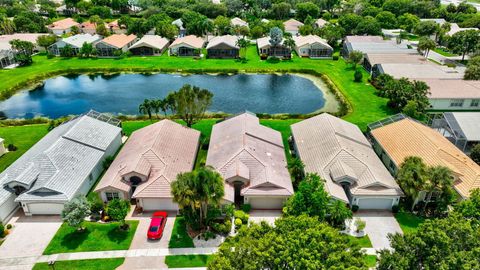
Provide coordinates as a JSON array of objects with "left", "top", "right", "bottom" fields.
[{"left": 0, "top": 46, "right": 393, "bottom": 130}]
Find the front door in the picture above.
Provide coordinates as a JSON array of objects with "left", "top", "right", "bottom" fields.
[{"left": 233, "top": 181, "right": 244, "bottom": 207}]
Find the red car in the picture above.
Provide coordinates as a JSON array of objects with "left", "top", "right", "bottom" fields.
[{"left": 147, "top": 211, "right": 168, "bottom": 240}]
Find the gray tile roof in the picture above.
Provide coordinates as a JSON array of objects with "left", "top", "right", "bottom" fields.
[
  {"left": 0, "top": 113, "right": 121, "bottom": 203},
  {"left": 447, "top": 112, "right": 480, "bottom": 141}
]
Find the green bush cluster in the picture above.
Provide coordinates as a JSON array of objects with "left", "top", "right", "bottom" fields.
[
  {"left": 234, "top": 210, "right": 249, "bottom": 224},
  {"left": 210, "top": 219, "right": 232, "bottom": 235}
]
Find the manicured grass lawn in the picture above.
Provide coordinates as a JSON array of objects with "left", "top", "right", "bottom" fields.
[
  {"left": 165, "top": 255, "right": 212, "bottom": 268},
  {"left": 348, "top": 235, "right": 373, "bottom": 248},
  {"left": 364, "top": 255, "right": 377, "bottom": 268},
  {"left": 33, "top": 258, "right": 125, "bottom": 270},
  {"left": 433, "top": 48, "right": 458, "bottom": 57},
  {"left": 395, "top": 212, "right": 425, "bottom": 234},
  {"left": 0, "top": 124, "right": 49, "bottom": 172},
  {"left": 169, "top": 216, "right": 194, "bottom": 248},
  {"left": 0, "top": 46, "right": 393, "bottom": 131},
  {"left": 43, "top": 221, "right": 138, "bottom": 254}
]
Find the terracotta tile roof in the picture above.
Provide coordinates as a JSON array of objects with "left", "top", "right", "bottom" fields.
[
  {"left": 283, "top": 18, "right": 303, "bottom": 31},
  {"left": 48, "top": 18, "right": 79, "bottom": 30},
  {"left": 206, "top": 112, "right": 293, "bottom": 202},
  {"left": 100, "top": 34, "right": 137, "bottom": 49},
  {"left": 129, "top": 35, "right": 169, "bottom": 50},
  {"left": 169, "top": 35, "right": 204, "bottom": 49},
  {"left": 291, "top": 114, "right": 403, "bottom": 202},
  {"left": 95, "top": 120, "right": 200, "bottom": 199},
  {"left": 371, "top": 118, "right": 480, "bottom": 198}
]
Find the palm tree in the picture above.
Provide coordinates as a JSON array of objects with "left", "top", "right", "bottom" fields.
[
  {"left": 418, "top": 37, "right": 436, "bottom": 58},
  {"left": 396, "top": 156, "right": 428, "bottom": 211},
  {"left": 171, "top": 172, "right": 198, "bottom": 213},
  {"left": 0, "top": 17, "right": 15, "bottom": 35},
  {"left": 159, "top": 98, "right": 169, "bottom": 117},
  {"left": 423, "top": 166, "right": 454, "bottom": 213},
  {"left": 150, "top": 99, "right": 162, "bottom": 119},
  {"left": 327, "top": 200, "right": 353, "bottom": 228},
  {"left": 283, "top": 37, "right": 296, "bottom": 58},
  {"left": 236, "top": 38, "right": 249, "bottom": 59},
  {"left": 138, "top": 99, "right": 153, "bottom": 120}
]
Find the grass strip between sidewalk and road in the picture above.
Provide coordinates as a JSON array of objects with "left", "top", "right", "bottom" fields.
[
  {"left": 165, "top": 254, "right": 213, "bottom": 268},
  {"left": 32, "top": 258, "right": 125, "bottom": 270}
]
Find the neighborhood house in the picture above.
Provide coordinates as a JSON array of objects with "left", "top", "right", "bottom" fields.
[
  {"left": 48, "top": 18, "right": 80, "bottom": 35},
  {"left": 129, "top": 35, "right": 169, "bottom": 56},
  {"left": 95, "top": 34, "right": 137, "bottom": 57},
  {"left": 206, "top": 35, "right": 240, "bottom": 59},
  {"left": 49, "top": 34, "right": 102, "bottom": 56},
  {"left": 257, "top": 37, "right": 291, "bottom": 59},
  {"left": 431, "top": 112, "right": 480, "bottom": 153},
  {"left": 292, "top": 35, "right": 333, "bottom": 58},
  {"left": 169, "top": 35, "right": 205, "bottom": 57}
]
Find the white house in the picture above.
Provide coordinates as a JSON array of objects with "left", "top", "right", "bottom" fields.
[
  {"left": 0, "top": 111, "right": 122, "bottom": 216},
  {"left": 168, "top": 35, "right": 205, "bottom": 56},
  {"left": 48, "top": 34, "right": 102, "bottom": 55}
]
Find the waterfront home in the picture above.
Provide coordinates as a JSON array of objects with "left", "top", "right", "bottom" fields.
[
  {"left": 342, "top": 35, "right": 413, "bottom": 57},
  {"left": 95, "top": 120, "right": 200, "bottom": 211},
  {"left": 257, "top": 37, "right": 291, "bottom": 59},
  {"left": 129, "top": 35, "right": 169, "bottom": 56},
  {"left": 292, "top": 35, "right": 333, "bottom": 58},
  {"left": 48, "top": 34, "right": 102, "bottom": 56},
  {"left": 431, "top": 112, "right": 480, "bottom": 152},
  {"left": 95, "top": 34, "right": 137, "bottom": 57},
  {"left": 369, "top": 115, "right": 480, "bottom": 200},
  {"left": 47, "top": 18, "right": 80, "bottom": 35},
  {"left": 169, "top": 35, "right": 205, "bottom": 57},
  {"left": 363, "top": 53, "right": 426, "bottom": 72},
  {"left": 291, "top": 114, "right": 403, "bottom": 210},
  {"left": 206, "top": 112, "right": 293, "bottom": 209},
  {"left": 372, "top": 63, "right": 464, "bottom": 80},
  {"left": 283, "top": 18, "right": 303, "bottom": 36},
  {"left": 0, "top": 33, "right": 47, "bottom": 68},
  {"left": 0, "top": 111, "right": 121, "bottom": 218},
  {"left": 206, "top": 35, "right": 239, "bottom": 58}
]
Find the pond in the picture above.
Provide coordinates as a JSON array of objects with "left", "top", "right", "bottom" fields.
[{"left": 0, "top": 73, "right": 331, "bottom": 119}]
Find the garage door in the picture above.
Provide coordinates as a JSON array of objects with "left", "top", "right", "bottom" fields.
[
  {"left": 26, "top": 203, "right": 64, "bottom": 215},
  {"left": 141, "top": 198, "right": 178, "bottom": 211},
  {"left": 248, "top": 197, "right": 285, "bottom": 210},
  {"left": 357, "top": 198, "right": 394, "bottom": 210}
]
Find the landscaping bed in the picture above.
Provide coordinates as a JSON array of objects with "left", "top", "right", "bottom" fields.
[
  {"left": 33, "top": 258, "right": 125, "bottom": 270},
  {"left": 43, "top": 221, "right": 138, "bottom": 254}
]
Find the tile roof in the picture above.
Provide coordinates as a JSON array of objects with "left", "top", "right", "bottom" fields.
[
  {"left": 378, "top": 63, "right": 465, "bottom": 79},
  {"left": 95, "top": 120, "right": 200, "bottom": 199},
  {"left": 99, "top": 34, "right": 137, "bottom": 49},
  {"left": 423, "top": 79, "right": 480, "bottom": 99},
  {"left": 169, "top": 35, "right": 205, "bottom": 49},
  {"left": 315, "top": 18, "right": 327, "bottom": 27},
  {"left": 291, "top": 114, "right": 403, "bottom": 202},
  {"left": 0, "top": 113, "right": 121, "bottom": 203},
  {"left": 365, "top": 53, "right": 426, "bottom": 66},
  {"left": 206, "top": 112, "right": 293, "bottom": 202},
  {"left": 292, "top": 35, "right": 332, "bottom": 50},
  {"left": 371, "top": 118, "right": 480, "bottom": 198},
  {"left": 231, "top": 17, "right": 248, "bottom": 27},
  {"left": 283, "top": 19, "right": 304, "bottom": 31},
  {"left": 256, "top": 37, "right": 285, "bottom": 49},
  {"left": 206, "top": 35, "right": 239, "bottom": 49},
  {"left": 59, "top": 34, "right": 101, "bottom": 48},
  {"left": 129, "top": 35, "right": 169, "bottom": 50},
  {"left": 48, "top": 18, "right": 79, "bottom": 30}
]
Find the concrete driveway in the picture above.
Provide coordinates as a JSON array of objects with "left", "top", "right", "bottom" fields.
[
  {"left": 127, "top": 211, "right": 176, "bottom": 249},
  {"left": 248, "top": 210, "right": 282, "bottom": 226},
  {"left": 354, "top": 211, "right": 402, "bottom": 249}
]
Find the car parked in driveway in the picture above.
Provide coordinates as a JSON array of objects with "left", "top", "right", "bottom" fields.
[{"left": 147, "top": 211, "right": 168, "bottom": 240}]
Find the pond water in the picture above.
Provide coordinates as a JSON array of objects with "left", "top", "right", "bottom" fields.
[{"left": 0, "top": 73, "right": 328, "bottom": 119}]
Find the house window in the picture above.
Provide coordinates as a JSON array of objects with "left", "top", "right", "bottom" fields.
[
  {"left": 450, "top": 99, "right": 464, "bottom": 107},
  {"left": 470, "top": 99, "right": 479, "bottom": 107},
  {"left": 106, "top": 192, "right": 119, "bottom": 201}
]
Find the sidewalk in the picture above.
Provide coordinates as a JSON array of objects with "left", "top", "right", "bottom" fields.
[{"left": 0, "top": 247, "right": 218, "bottom": 268}]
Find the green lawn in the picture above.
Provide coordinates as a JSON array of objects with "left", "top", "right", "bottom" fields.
[
  {"left": 364, "top": 255, "right": 377, "bottom": 268},
  {"left": 395, "top": 212, "right": 425, "bottom": 234},
  {"left": 348, "top": 235, "right": 373, "bottom": 248},
  {"left": 0, "top": 124, "right": 49, "bottom": 172},
  {"left": 169, "top": 216, "right": 194, "bottom": 248},
  {"left": 43, "top": 221, "right": 138, "bottom": 254},
  {"left": 433, "top": 48, "right": 458, "bottom": 57},
  {"left": 33, "top": 258, "right": 125, "bottom": 270},
  {"left": 0, "top": 46, "right": 393, "bottom": 131},
  {"left": 165, "top": 255, "right": 212, "bottom": 268}
]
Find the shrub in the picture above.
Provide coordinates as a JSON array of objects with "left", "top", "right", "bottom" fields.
[
  {"left": 354, "top": 70, "right": 363, "bottom": 82},
  {"left": 234, "top": 218, "right": 243, "bottom": 228},
  {"left": 223, "top": 204, "right": 235, "bottom": 220},
  {"left": 392, "top": 205, "right": 399, "bottom": 213},
  {"left": 88, "top": 194, "right": 104, "bottom": 214},
  {"left": 354, "top": 218, "right": 366, "bottom": 232},
  {"left": 332, "top": 54, "right": 339, "bottom": 60},
  {"left": 352, "top": 205, "right": 359, "bottom": 212},
  {"left": 0, "top": 223, "right": 4, "bottom": 238},
  {"left": 47, "top": 53, "right": 55, "bottom": 59},
  {"left": 6, "top": 224, "right": 12, "bottom": 230},
  {"left": 241, "top": 204, "right": 252, "bottom": 213},
  {"left": 234, "top": 210, "right": 249, "bottom": 224},
  {"left": 7, "top": 144, "right": 17, "bottom": 151},
  {"left": 260, "top": 54, "right": 268, "bottom": 60}
]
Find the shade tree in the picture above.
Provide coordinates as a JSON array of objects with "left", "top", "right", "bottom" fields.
[
  {"left": 166, "top": 84, "right": 213, "bottom": 127},
  {"left": 61, "top": 195, "right": 91, "bottom": 231}
]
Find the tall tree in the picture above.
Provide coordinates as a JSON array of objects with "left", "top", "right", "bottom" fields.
[
  {"left": 417, "top": 37, "right": 436, "bottom": 57},
  {"left": 347, "top": 50, "right": 363, "bottom": 70},
  {"left": 464, "top": 55, "right": 480, "bottom": 80},
  {"left": 0, "top": 16, "right": 16, "bottom": 35},
  {"left": 36, "top": 35, "right": 57, "bottom": 52},
  {"left": 9, "top": 39, "right": 34, "bottom": 66},
  {"left": 138, "top": 99, "right": 153, "bottom": 120},
  {"left": 236, "top": 37, "right": 249, "bottom": 59},
  {"left": 455, "top": 188, "right": 480, "bottom": 222},
  {"left": 167, "top": 84, "right": 213, "bottom": 127},
  {"left": 287, "top": 157, "right": 305, "bottom": 189},
  {"left": 448, "top": 29, "right": 480, "bottom": 61},
  {"left": 107, "top": 199, "right": 130, "bottom": 229},
  {"left": 396, "top": 156, "right": 428, "bottom": 210},
  {"left": 470, "top": 143, "right": 480, "bottom": 165},
  {"left": 424, "top": 165, "right": 455, "bottom": 215},
  {"left": 268, "top": 27, "right": 283, "bottom": 56},
  {"left": 61, "top": 195, "right": 91, "bottom": 231}
]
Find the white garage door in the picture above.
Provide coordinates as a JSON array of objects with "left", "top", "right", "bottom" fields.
[
  {"left": 26, "top": 203, "right": 64, "bottom": 215},
  {"left": 141, "top": 198, "right": 178, "bottom": 211},
  {"left": 248, "top": 197, "right": 285, "bottom": 210},
  {"left": 357, "top": 198, "right": 394, "bottom": 210}
]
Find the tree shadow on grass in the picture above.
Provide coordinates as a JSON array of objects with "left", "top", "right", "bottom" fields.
[
  {"left": 60, "top": 228, "right": 91, "bottom": 250},
  {"left": 107, "top": 226, "right": 130, "bottom": 243}
]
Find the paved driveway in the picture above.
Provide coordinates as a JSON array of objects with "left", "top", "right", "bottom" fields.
[
  {"left": 248, "top": 210, "right": 282, "bottom": 226},
  {"left": 127, "top": 211, "right": 176, "bottom": 249},
  {"left": 354, "top": 211, "right": 402, "bottom": 249}
]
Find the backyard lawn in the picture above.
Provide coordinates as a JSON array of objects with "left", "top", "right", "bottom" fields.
[
  {"left": 32, "top": 258, "right": 125, "bottom": 270},
  {"left": 395, "top": 212, "right": 425, "bottom": 234},
  {"left": 169, "top": 216, "right": 194, "bottom": 248},
  {"left": 43, "top": 221, "right": 138, "bottom": 254},
  {"left": 165, "top": 255, "right": 212, "bottom": 268}
]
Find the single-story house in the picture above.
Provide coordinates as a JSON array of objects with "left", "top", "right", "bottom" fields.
[
  {"left": 292, "top": 35, "right": 333, "bottom": 58},
  {"left": 231, "top": 17, "right": 248, "bottom": 28},
  {"left": 315, "top": 18, "right": 327, "bottom": 28},
  {"left": 423, "top": 79, "right": 480, "bottom": 111},
  {"left": 95, "top": 34, "right": 137, "bottom": 57},
  {"left": 369, "top": 115, "right": 480, "bottom": 200},
  {"left": 172, "top": 19, "right": 186, "bottom": 37},
  {"left": 431, "top": 112, "right": 480, "bottom": 153},
  {"left": 0, "top": 33, "right": 48, "bottom": 52},
  {"left": 363, "top": 53, "right": 426, "bottom": 72},
  {"left": 48, "top": 34, "right": 101, "bottom": 56},
  {"left": 257, "top": 37, "right": 291, "bottom": 59},
  {"left": 291, "top": 114, "right": 403, "bottom": 210},
  {"left": 169, "top": 35, "right": 205, "bottom": 56},
  {"left": 79, "top": 21, "right": 102, "bottom": 35},
  {"left": 206, "top": 112, "right": 294, "bottom": 209},
  {"left": 372, "top": 63, "right": 465, "bottom": 80},
  {"left": 0, "top": 111, "right": 122, "bottom": 217},
  {"left": 129, "top": 35, "right": 169, "bottom": 56},
  {"left": 48, "top": 18, "right": 80, "bottom": 35},
  {"left": 95, "top": 120, "right": 200, "bottom": 211},
  {"left": 284, "top": 18, "right": 303, "bottom": 36},
  {"left": 108, "top": 20, "right": 127, "bottom": 34},
  {"left": 206, "top": 35, "right": 239, "bottom": 58},
  {"left": 342, "top": 35, "right": 414, "bottom": 57},
  {"left": 447, "top": 23, "right": 478, "bottom": 36}
]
